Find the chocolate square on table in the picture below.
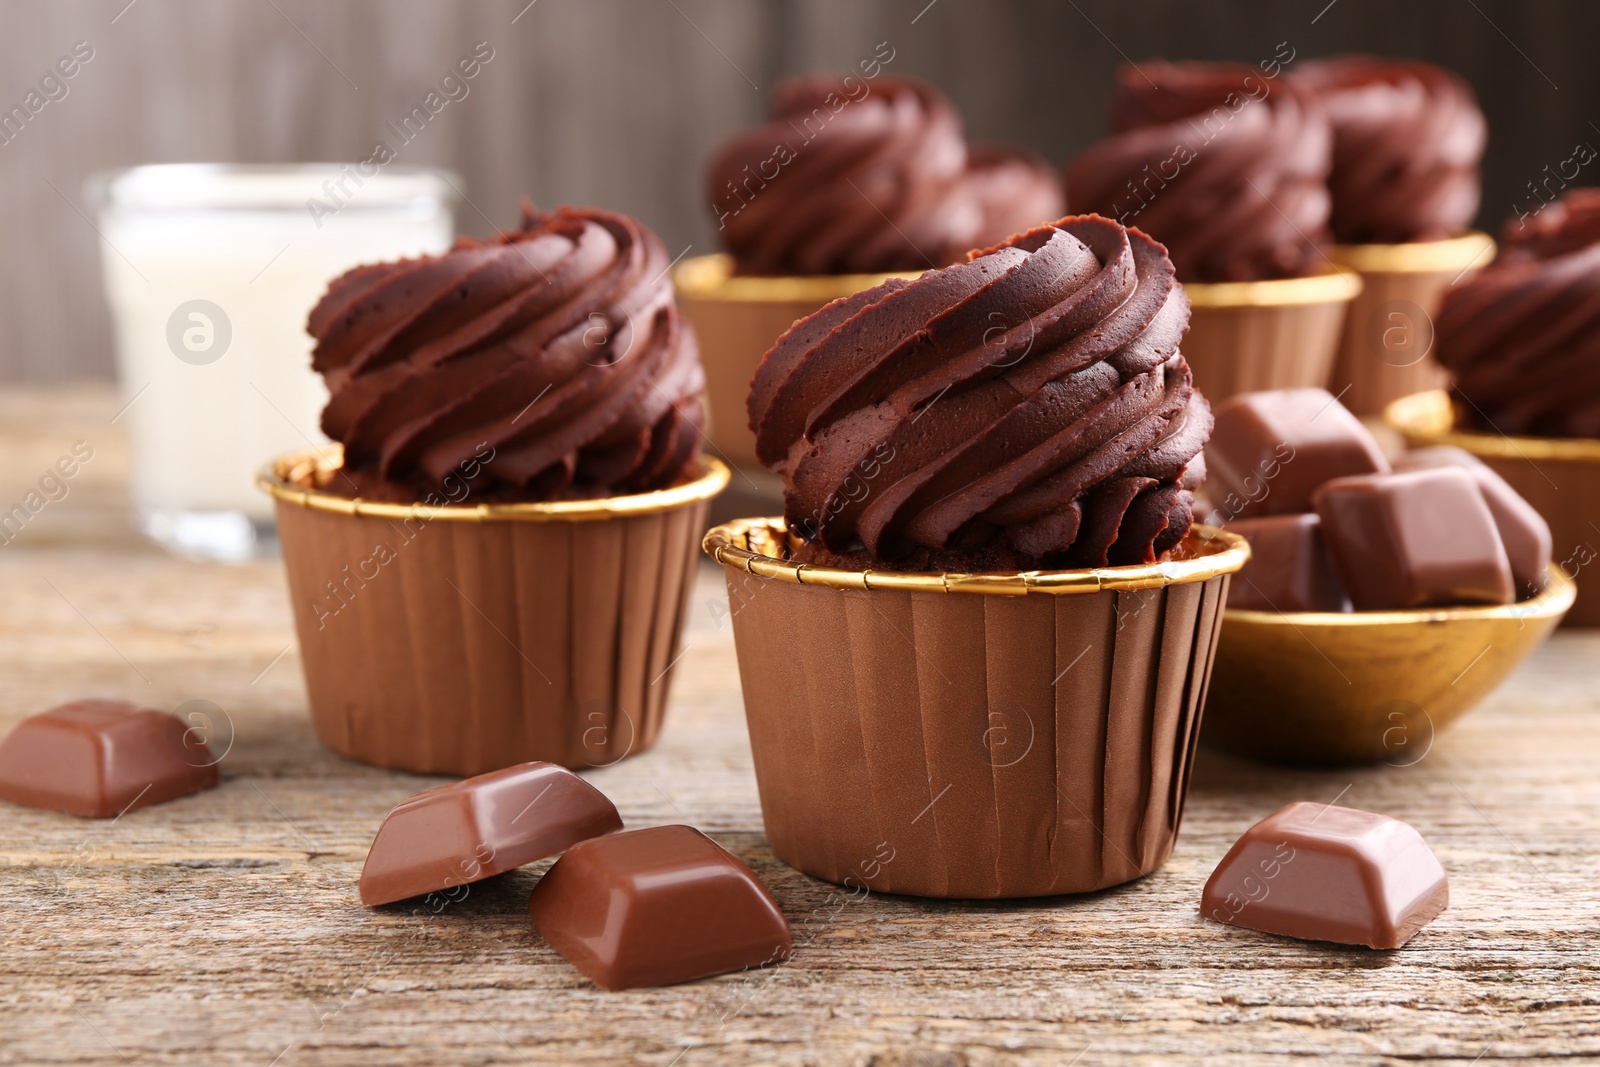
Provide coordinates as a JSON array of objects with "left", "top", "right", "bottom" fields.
[
  {"left": 529, "top": 824, "right": 792, "bottom": 990},
  {"left": 1393, "top": 446, "right": 1552, "bottom": 599},
  {"left": 1205, "top": 388, "right": 1389, "bottom": 521},
  {"left": 1313, "top": 468, "right": 1516, "bottom": 610},
  {"left": 360, "top": 761, "right": 622, "bottom": 907},
  {"left": 0, "top": 700, "right": 218, "bottom": 818},
  {"left": 1226, "top": 513, "right": 1350, "bottom": 613},
  {"left": 1202, "top": 801, "right": 1449, "bottom": 950}
]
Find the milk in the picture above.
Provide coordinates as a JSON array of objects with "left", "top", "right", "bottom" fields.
[{"left": 92, "top": 165, "right": 455, "bottom": 560}]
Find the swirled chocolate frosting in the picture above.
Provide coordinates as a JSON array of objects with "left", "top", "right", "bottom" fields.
[
  {"left": 708, "top": 75, "right": 1063, "bottom": 276},
  {"left": 1499, "top": 187, "right": 1600, "bottom": 263},
  {"left": 1436, "top": 189, "right": 1600, "bottom": 438},
  {"left": 308, "top": 204, "right": 705, "bottom": 502},
  {"left": 1064, "top": 62, "right": 1332, "bottom": 283},
  {"left": 1298, "top": 56, "right": 1486, "bottom": 244},
  {"left": 748, "top": 214, "right": 1211, "bottom": 570}
]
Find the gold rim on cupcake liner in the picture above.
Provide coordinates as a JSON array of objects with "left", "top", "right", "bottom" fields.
[
  {"left": 703, "top": 517, "right": 1250, "bottom": 596},
  {"left": 673, "top": 252, "right": 923, "bottom": 304},
  {"left": 1385, "top": 389, "right": 1600, "bottom": 463},
  {"left": 1182, "top": 263, "right": 1363, "bottom": 309},
  {"left": 257, "top": 446, "right": 731, "bottom": 524},
  {"left": 1330, "top": 231, "right": 1497, "bottom": 275}
]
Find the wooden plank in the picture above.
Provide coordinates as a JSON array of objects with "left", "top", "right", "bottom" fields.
[{"left": 0, "top": 385, "right": 1598, "bottom": 1064}]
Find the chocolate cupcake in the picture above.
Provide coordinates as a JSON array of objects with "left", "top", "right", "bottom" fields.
[
  {"left": 704, "top": 214, "right": 1247, "bottom": 898},
  {"left": 1391, "top": 189, "right": 1600, "bottom": 625},
  {"left": 1064, "top": 62, "right": 1359, "bottom": 401},
  {"left": 1436, "top": 189, "right": 1600, "bottom": 438},
  {"left": 1299, "top": 56, "right": 1493, "bottom": 414},
  {"left": 259, "top": 204, "right": 728, "bottom": 774},
  {"left": 678, "top": 73, "right": 1063, "bottom": 474}
]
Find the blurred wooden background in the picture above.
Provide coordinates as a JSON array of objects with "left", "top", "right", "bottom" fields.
[{"left": 1, "top": 0, "right": 1597, "bottom": 382}]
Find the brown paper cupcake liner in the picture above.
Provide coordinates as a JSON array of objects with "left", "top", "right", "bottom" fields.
[
  {"left": 1181, "top": 267, "right": 1362, "bottom": 404},
  {"left": 1327, "top": 233, "right": 1496, "bottom": 416},
  {"left": 675, "top": 254, "right": 919, "bottom": 475},
  {"left": 259, "top": 448, "right": 729, "bottom": 774},
  {"left": 1388, "top": 390, "right": 1600, "bottom": 627},
  {"left": 704, "top": 518, "right": 1248, "bottom": 899}
]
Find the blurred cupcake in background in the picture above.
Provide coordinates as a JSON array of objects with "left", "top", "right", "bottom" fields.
[
  {"left": 1065, "top": 60, "right": 1359, "bottom": 402},
  {"left": 259, "top": 203, "right": 728, "bottom": 774},
  {"left": 677, "top": 72, "right": 1062, "bottom": 478},
  {"left": 1390, "top": 188, "right": 1600, "bottom": 625},
  {"left": 1299, "top": 56, "right": 1492, "bottom": 415},
  {"left": 705, "top": 214, "right": 1247, "bottom": 899}
]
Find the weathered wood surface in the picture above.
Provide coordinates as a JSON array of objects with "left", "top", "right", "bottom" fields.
[{"left": 1, "top": 387, "right": 1599, "bottom": 1066}]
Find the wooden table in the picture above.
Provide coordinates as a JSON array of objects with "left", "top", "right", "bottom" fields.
[{"left": 3, "top": 387, "right": 1598, "bottom": 1066}]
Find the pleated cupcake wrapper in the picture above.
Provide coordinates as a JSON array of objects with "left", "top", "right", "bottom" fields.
[
  {"left": 711, "top": 524, "right": 1237, "bottom": 899},
  {"left": 271, "top": 476, "right": 714, "bottom": 776},
  {"left": 675, "top": 255, "right": 919, "bottom": 474},
  {"left": 1481, "top": 456, "right": 1600, "bottom": 628},
  {"left": 1179, "top": 270, "right": 1362, "bottom": 405},
  {"left": 1180, "top": 300, "right": 1348, "bottom": 404},
  {"left": 1327, "top": 236, "right": 1496, "bottom": 416},
  {"left": 684, "top": 293, "right": 826, "bottom": 473}
]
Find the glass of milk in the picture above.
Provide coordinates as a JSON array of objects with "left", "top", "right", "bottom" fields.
[{"left": 88, "top": 164, "right": 457, "bottom": 561}]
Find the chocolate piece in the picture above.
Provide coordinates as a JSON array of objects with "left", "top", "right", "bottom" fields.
[
  {"left": 1226, "top": 513, "right": 1350, "bottom": 613},
  {"left": 1203, "top": 801, "right": 1449, "bottom": 949},
  {"left": 1314, "top": 468, "right": 1515, "bottom": 609},
  {"left": 360, "top": 762, "right": 621, "bottom": 906},
  {"left": 1393, "top": 446, "right": 1552, "bottom": 598},
  {"left": 1205, "top": 388, "right": 1389, "bottom": 521},
  {"left": 0, "top": 700, "right": 218, "bottom": 818},
  {"left": 528, "top": 824, "right": 792, "bottom": 989}
]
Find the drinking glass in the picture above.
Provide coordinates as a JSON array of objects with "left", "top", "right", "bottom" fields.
[{"left": 89, "top": 164, "right": 457, "bottom": 561}]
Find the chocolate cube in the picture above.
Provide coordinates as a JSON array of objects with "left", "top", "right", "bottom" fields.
[
  {"left": 0, "top": 700, "right": 218, "bottom": 818},
  {"left": 1202, "top": 801, "right": 1449, "bottom": 949},
  {"left": 529, "top": 824, "right": 792, "bottom": 990},
  {"left": 1393, "top": 446, "right": 1552, "bottom": 599},
  {"left": 1205, "top": 388, "right": 1389, "bottom": 521},
  {"left": 1227, "top": 513, "right": 1350, "bottom": 613},
  {"left": 1313, "top": 468, "right": 1515, "bottom": 610},
  {"left": 360, "top": 761, "right": 622, "bottom": 906}
]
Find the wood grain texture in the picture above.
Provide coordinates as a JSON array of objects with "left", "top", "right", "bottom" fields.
[
  {"left": 0, "top": 386, "right": 1597, "bottom": 1064},
  {"left": 4, "top": 0, "right": 1600, "bottom": 383}
]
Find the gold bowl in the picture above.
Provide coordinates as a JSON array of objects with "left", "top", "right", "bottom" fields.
[
  {"left": 1386, "top": 389, "right": 1600, "bottom": 626},
  {"left": 1202, "top": 564, "right": 1575, "bottom": 765}
]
